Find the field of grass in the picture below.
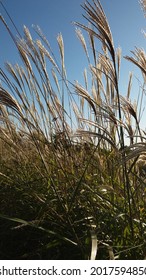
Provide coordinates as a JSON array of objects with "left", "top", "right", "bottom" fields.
[{"left": 0, "top": 0, "right": 146, "bottom": 259}]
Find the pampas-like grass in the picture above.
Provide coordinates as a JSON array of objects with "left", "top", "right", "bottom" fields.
[{"left": 0, "top": 0, "right": 146, "bottom": 260}]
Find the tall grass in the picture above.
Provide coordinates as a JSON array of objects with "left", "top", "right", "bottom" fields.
[{"left": 0, "top": 0, "right": 146, "bottom": 259}]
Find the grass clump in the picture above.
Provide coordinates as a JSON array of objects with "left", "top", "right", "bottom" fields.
[{"left": 0, "top": 0, "right": 146, "bottom": 259}]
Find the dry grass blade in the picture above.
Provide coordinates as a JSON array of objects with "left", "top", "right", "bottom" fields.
[
  {"left": 17, "top": 42, "right": 32, "bottom": 74},
  {"left": 123, "top": 142, "right": 146, "bottom": 162},
  {"left": 0, "top": 0, "right": 146, "bottom": 260},
  {"left": 23, "top": 25, "right": 34, "bottom": 50},
  {"left": 127, "top": 72, "right": 133, "bottom": 99},
  {"left": 57, "top": 33, "right": 66, "bottom": 75},
  {"left": 84, "top": 68, "right": 88, "bottom": 90},
  {"left": 0, "top": 15, "right": 17, "bottom": 46},
  {"left": 74, "top": 82, "right": 97, "bottom": 119},
  {"left": 98, "top": 53, "right": 116, "bottom": 86},
  {"left": 0, "top": 88, "right": 22, "bottom": 116},
  {"left": 116, "top": 47, "right": 122, "bottom": 80},
  {"left": 79, "top": 118, "right": 116, "bottom": 142},
  {"left": 120, "top": 95, "right": 143, "bottom": 141},
  {"left": 75, "top": 0, "right": 115, "bottom": 60},
  {"left": 76, "top": 28, "right": 89, "bottom": 62},
  {"left": 124, "top": 48, "right": 146, "bottom": 79},
  {"left": 5, "top": 63, "right": 23, "bottom": 90},
  {"left": 35, "top": 39, "right": 59, "bottom": 71},
  {"left": 120, "top": 96, "right": 138, "bottom": 122},
  {"left": 89, "top": 29, "right": 97, "bottom": 64},
  {"left": 0, "top": 172, "right": 14, "bottom": 182},
  {"left": 75, "top": 130, "right": 117, "bottom": 149},
  {"left": 108, "top": 246, "right": 115, "bottom": 260},
  {"left": 0, "top": 214, "right": 77, "bottom": 246},
  {"left": 90, "top": 229, "right": 98, "bottom": 260},
  {"left": 51, "top": 69, "right": 61, "bottom": 94}
]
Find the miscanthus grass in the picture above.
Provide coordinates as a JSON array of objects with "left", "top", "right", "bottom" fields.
[{"left": 0, "top": 0, "right": 146, "bottom": 259}]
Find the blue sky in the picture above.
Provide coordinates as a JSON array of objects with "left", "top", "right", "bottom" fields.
[{"left": 0, "top": 0, "right": 146, "bottom": 129}]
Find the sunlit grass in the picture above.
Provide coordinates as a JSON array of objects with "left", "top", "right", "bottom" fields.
[{"left": 0, "top": 0, "right": 146, "bottom": 259}]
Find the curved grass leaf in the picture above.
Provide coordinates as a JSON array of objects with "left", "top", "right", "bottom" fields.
[
  {"left": 90, "top": 229, "right": 98, "bottom": 260},
  {"left": 0, "top": 214, "right": 77, "bottom": 246}
]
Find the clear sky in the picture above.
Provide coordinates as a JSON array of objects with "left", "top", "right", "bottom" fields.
[{"left": 0, "top": 0, "right": 146, "bottom": 128}]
